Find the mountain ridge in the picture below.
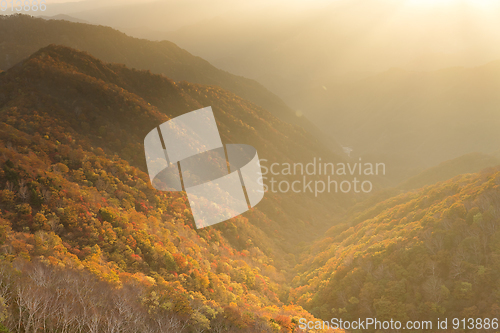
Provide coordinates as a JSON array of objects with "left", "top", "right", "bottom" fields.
[{"left": 0, "top": 14, "right": 343, "bottom": 155}]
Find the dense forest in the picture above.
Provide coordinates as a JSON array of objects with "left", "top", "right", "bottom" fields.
[
  {"left": 0, "top": 43, "right": 350, "bottom": 332},
  {"left": 291, "top": 166, "right": 500, "bottom": 331}
]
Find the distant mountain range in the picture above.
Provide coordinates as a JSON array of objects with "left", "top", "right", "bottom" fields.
[
  {"left": 0, "top": 14, "right": 342, "bottom": 154},
  {"left": 37, "top": 0, "right": 500, "bottom": 112},
  {"left": 303, "top": 62, "right": 500, "bottom": 182},
  {"left": 398, "top": 152, "right": 500, "bottom": 191},
  {"left": 39, "top": 14, "right": 90, "bottom": 24}
]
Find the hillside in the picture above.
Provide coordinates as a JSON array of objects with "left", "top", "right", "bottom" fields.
[
  {"left": 0, "top": 14, "right": 342, "bottom": 154},
  {"left": 0, "top": 14, "right": 284, "bottom": 115},
  {"left": 0, "top": 118, "right": 310, "bottom": 332},
  {"left": 39, "top": 14, "right": 91, "bottom": 24},
  {"left": 290, "top": 165, "right": 500, "bottom": 330},
  {"left": 0, "top": 44, "right": 349, "bottom": 332},
  {"left": 3, "top": 44, "right": 352, "bottom": 247},
  {"left": 302, "top": 61, "right": 500, "bottom": 183},
  {"left": 399, "top": 152, "right": 500, "bottom": 191},
  {"left": 334, "top": 152, "right": 500, "bottom": 231}
]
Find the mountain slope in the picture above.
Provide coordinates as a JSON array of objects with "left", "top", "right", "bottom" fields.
[
  {"left": 334, "top": 152, "right": 500, "bottom": 231},
  {"left": 290, "top": 166, "right": 500, "bottom": 329},
  {"left": 304, "top": 62, "right": 500, "bottom": 182},
  {"left": 0, "top": 44, "right": 349, "bottom": 331},
  {"left": 0, "top": 14, "right": 281, "bottom": 113},
  {"left": 1, "top": 43, "right": 354, "bottom": 254},
  {"left": 0, "top": 13, "right": 342, "bottom": 154},
  {"left": 399, "top": 152, "right": 500, "bottom": 191},
  {"left": 39, "top": 14, "right": 91, "bottom": 24},
  {"left": 0, "top": 113, "right": 313, "bottom": 332}
]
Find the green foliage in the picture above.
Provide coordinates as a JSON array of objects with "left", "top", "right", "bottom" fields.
[
  {"left": 164, "top": 251, "right": 178, "bottom": 272},
  {"left": 98, "top": 208, "right": 115, "bottom": 223}
]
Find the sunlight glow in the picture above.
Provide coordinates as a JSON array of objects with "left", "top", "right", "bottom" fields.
[{"left": 407, "top": 0, "right": 498, "bottom": 7}]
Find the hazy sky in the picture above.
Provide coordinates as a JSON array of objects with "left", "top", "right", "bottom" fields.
[
  {"left": 44, "top": 0, "right": 156, "bottom": 4},
  {"left": 45, "top": 0, "right": 88, "bottom": 3},
  {"left": 45, "top": 0, "right": 140, "bottom": 3},
  {"left": 44, "top": 0, "right": 500, "bottom": 5}
]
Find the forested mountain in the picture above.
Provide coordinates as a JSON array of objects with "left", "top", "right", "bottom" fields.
[
  {"left": 399, "top": 152, "right": 500, "bottom": 191},
  {"left": 0, "top": 14, "right": 342, "bottom": 154},
  {"left": 291, "top": 165, "right": 500, "bottom": 330},
  {"left": 0, "top": 14, "right": 283, "bottom": 115},
  {"left": 336, "top": 152, "right": 500, "bottom": 230},
  {"left": 0, "top": 44, "right": 346, "bottom": 332}
]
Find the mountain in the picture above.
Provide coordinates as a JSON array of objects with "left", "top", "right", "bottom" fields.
[
  {"left": 1, "top": 42, "right": 353, "bottom": 251},
  {"left": 0, "top": 44, "right": 350, "bottom": 331},
  {"left": 290, "top": 165, "right": 500, "bottom": 330},
  {"left": 302, "top": 61, "right": 500, "bottom": 183},
  {"left": 333, "top": 152, "right": 500, "bottom": 237},
  {"left": 399, "top": 152, "right": 500, "bottom": 191},
  {"left": 31, "top": 0, "right": 500, "bottom": 106},
  {"left": 0, "top": 14, "right": 342, "bottom": 154},
  {"left": 39, "top": 14, "right": 91, "bottom": 24},
  {"left": 0, "top": 14, "right": 283, "bottom": 115}
]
